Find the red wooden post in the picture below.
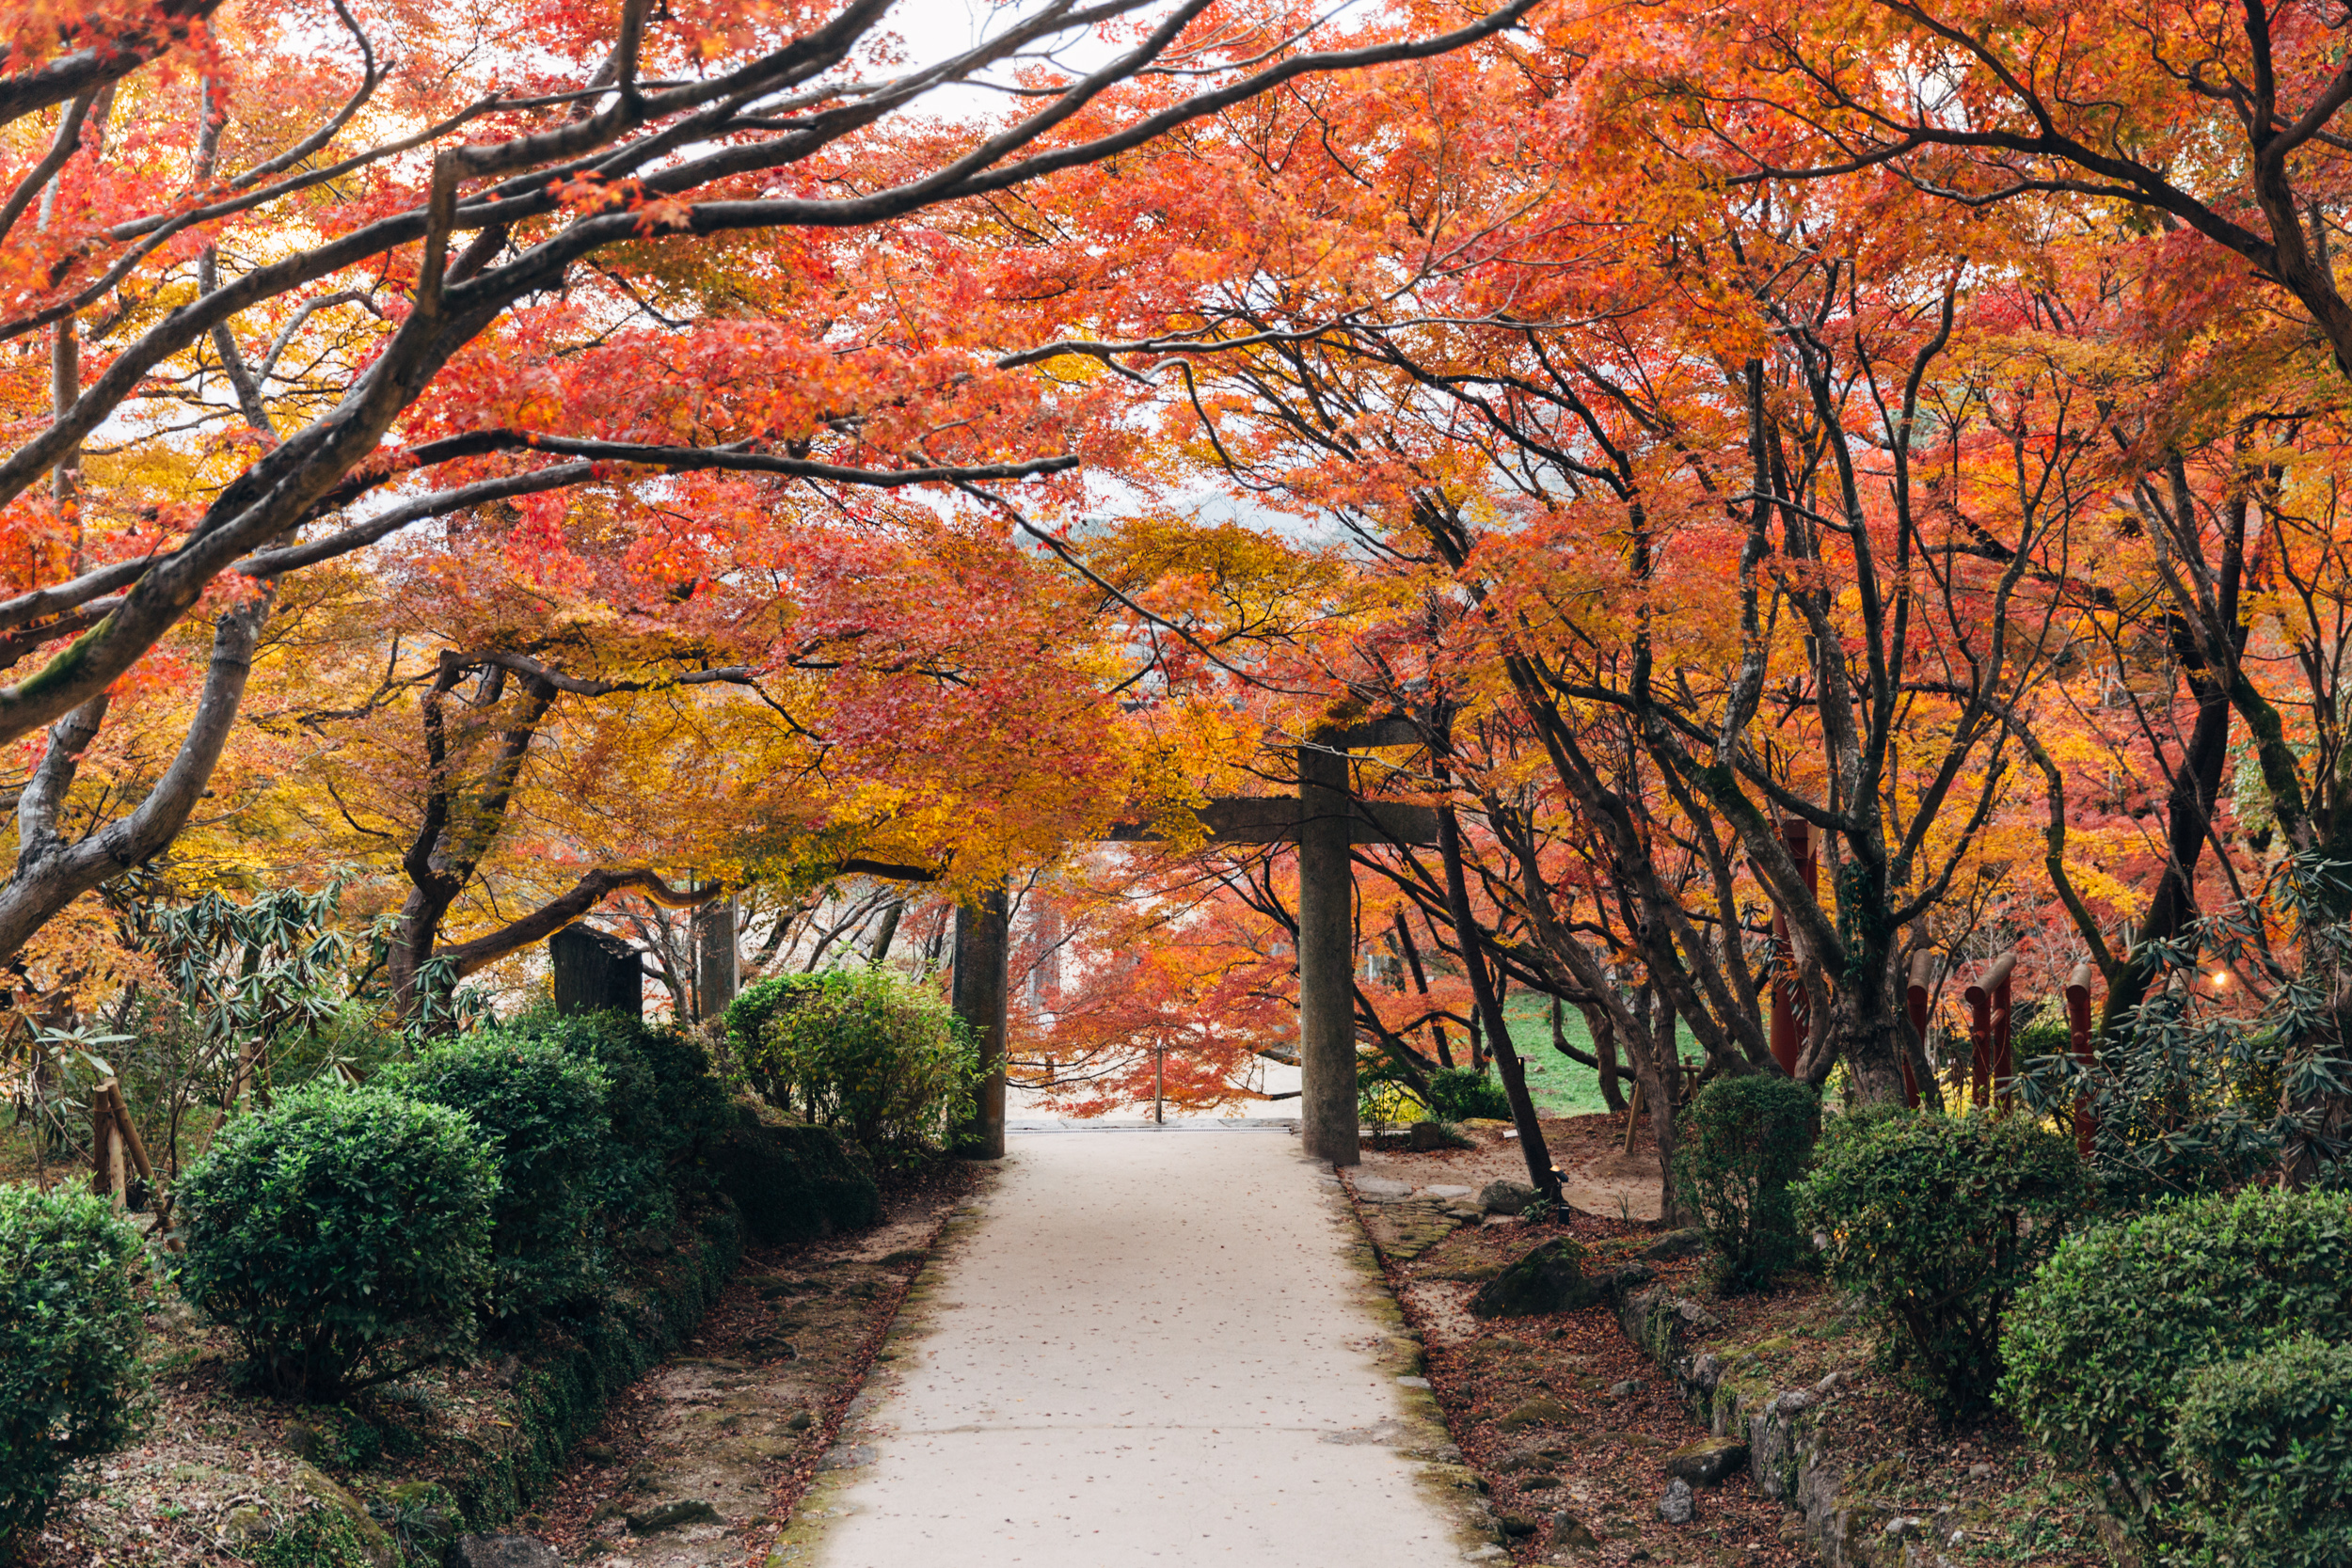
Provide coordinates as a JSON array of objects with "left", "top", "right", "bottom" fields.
[
  {"left": 1990, "top": 953, "right": 2017, "bottom": 1111},
  {"left": 2065, "top": 960, "right": 2096, "bottom": 1157},
  {"left": 1903, "top": 950, "right": 1933, "bottom": 1110},
  {"left": 1962, "top": 953, "right": 2014, "bottom": 1110},
  {"left": 1767, "top": 819, "right": 1815, "bottom": 1076}
]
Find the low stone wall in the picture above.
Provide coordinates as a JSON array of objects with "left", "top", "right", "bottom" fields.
[
  {"left": 230, "top": 1205, "right": 746, "bottom": 1566},
  {"left": 442, "top": 1206, "right": 745, "bottom": 1530},
  {"left": 1613, "top": 1285, "right": 1971, "bottom": 1568}
]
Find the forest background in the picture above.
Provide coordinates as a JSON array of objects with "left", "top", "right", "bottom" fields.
[{"left": 0, "top": 0, "right": 2347, "bottom": 1208}]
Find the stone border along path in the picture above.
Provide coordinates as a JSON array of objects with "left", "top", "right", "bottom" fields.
[{"left": 771, "top": 1126, "right": 1503, "bottom": 1568}]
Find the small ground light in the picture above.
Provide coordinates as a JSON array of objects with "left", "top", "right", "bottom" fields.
[{"left": 1550, "top": 1165, "right": 1571, "bottom": 1225}]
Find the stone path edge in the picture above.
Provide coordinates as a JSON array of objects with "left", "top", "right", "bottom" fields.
[
  {"left": 1324, "top": 1155, "right": 1507, "bottom": 1560},
  {"left": 757, "top": 1164, "right": 1002, "bottom": 1568}
]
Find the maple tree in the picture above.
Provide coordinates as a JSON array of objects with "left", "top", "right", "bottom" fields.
[
  {"left": 1, "top": 0, "right": 2345, "bottom": 1194},
  {"left": 0, "top": 0, "right": 1541, "bottom": 990}
]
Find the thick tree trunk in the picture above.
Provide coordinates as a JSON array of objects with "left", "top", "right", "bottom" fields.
[{"left": 2102, "top": 618, "right": 2237, "bottom": 1036}]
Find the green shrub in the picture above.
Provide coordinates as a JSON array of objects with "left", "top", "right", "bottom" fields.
[
  {"left": 1422, "top": 1066, "right": 1512, "bottom": 1122},
  {"left": 745, "top": 967, "right": 977, "bottom": 1162},
  {"left": 1673, "top": 1073, "right": 1820, "bottom": 1293},
  {"left": 723, "top": 976, "right": 799, "bottom": 1094},
  {"left": 2169, "top": 1336, "right": 2352, "bottom": 1568},
  {"left": 381, "top": 1036, "right": 612, "bottom": 1321},
  {"left": 175, "top": 1085, "right": 495, "bottom": 1398},
  {"left": 1796, "top": 1110, "right": 2085, "bottom": 1422},
  {"left": 0, "top": 1187, "right": 148, "bottom": 1548},
  {"left": 710, "top": 1117, "right": 882, "bottom": 1243},
  {"left": 485, "top": 1008, "right": 734, "bottom": 1227},
  {"left": 2000, "top": 1187, "right": 2352, "bottom": 1531}
]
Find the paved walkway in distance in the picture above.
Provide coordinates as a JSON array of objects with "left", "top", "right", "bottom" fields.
[{"left": 791, "top": 1128, "right": 1484, "bottom": 1567}]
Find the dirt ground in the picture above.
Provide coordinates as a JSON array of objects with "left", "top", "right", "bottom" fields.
[
  {"left": 1358, "top": 1114, "right": 1666, "bottom": 1222},
  {"left": 532, "top": 1163, "right": 982, "bottom": 1566},
  {"left": 1347, "top": 1114, "right": 1807, "bottom": 1567}
]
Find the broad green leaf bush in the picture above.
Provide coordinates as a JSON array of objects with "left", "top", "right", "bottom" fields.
[
  {"left": 1673, "top": 1073, "right": 1820, "bottom": 1292},
  {"left": 175, "top": 1085, "right": 495, "bottom": 1398},
  {"left": 381, "top": 1036, "right": 612, "bottom": 1322},
  {"left": 744, "top": 967, "right": 977, "bottom": 1163},
  {"left": 723, "top": 975, "right": 798, "bottom": 1098},
  {"left": 2016, "top": 855, "right": 2352, "bottom": 1199},
  {"left": 2000, "top": 1187, "right": 2352, "bottom": 1539},
  {"left": 0, "top": 1187, "right": 147, "bottom": 1549},
  {"left": 1796, "top": 1109, "right": 2084, "bottom": 1421},
  {"left": 2169, "top": 1336, "right": 2352, "bottom": 1568},
  {"left": 1422, "top": 1066, "right": 1512, "bottom": 1122}
]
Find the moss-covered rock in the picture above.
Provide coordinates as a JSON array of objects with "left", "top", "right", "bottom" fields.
[
  {"left": 367, "top": 1479, "right": 462, "bottom": 1560},
  {"left": 708, "top": 1121, "right": 881, "bottom": 1245},
  {"left": 236, "top": 1462, "right": 399, "bottom": 1568},
  {"left": 1470, "top": 1241, "right": 1601, "bottom": 1319}
]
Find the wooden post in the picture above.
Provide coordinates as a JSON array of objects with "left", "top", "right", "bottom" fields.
[
  {"left": 1902, "top": 950, "right": 1933, "bottom": 1109},
  {"left": 2065, "top": 960, "right": 2096, "bottom": 1157},
  {"left": 103, "top": 1082, "right": 154, "bottom": 1187},
  {"left": 1767, "top": 819, "right": 1815, "bottom": 1075},
  {"left": 1296, "top": 739, "right": 1359, "bottom": 1165},
  {"left": 89, "top": 1087, "right": 124, "bottom": 1209},
  {"left": 1963, "top": 952, "right": 2014, "bottom": 1111},
  {"left": 1963, "top": 970, "right": 1993, "bottom": 1109},
  {"left": 552, "top": 925, "right": 644, "bottom": 1018},
  {"left": 1991, "top": 954, "right": 2016, "bottom": 1109},
  {"left": 695, "top": 895, "right": 740, "bottom": 1022},
  {"left": 951, "top": 884, "right": 1009, "bottom": 1159}
]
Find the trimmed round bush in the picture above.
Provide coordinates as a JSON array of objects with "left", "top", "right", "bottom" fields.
[
  {"left": 1673, "top": 1073, "right": 1820, "bottom": 1292},
  {"left": 746, "top": 967, "right": 977, "bottom": 1163},
  {"left": 175, "top": 1084, "right": 495, "bottom": 1398},
  {"left": 2000, "top": 1187, "right": 2352, "bottom": 1528},
  {"left": 1796, "top": 1110, "right": 2085, "bottom": 1422},
  {"left": 491, "top": 1008, "right": 734, "bottom": 1227},
  {"left": 381, "top": 1035, "right": 612, "bottom": 1321},
  {"left": 0, "top": 1187, "right": 147, "bottom": 1547},
  {"left": 711, "top": 1118, "right": 882, "bottom": 1244},
  {"left": 1422, "top": 1067, "right": 1512, "bottom": 1123},
  {"left": 2170, "top": 1336, "right": 2352, "bottom": 1568}
]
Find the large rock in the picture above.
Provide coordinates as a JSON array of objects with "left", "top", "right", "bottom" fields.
[
  {"left": 449, "top": 1537, "right": 562, "bottom": 1568},
  {"left": 1470, "top": 1240, "right": 1600, "bottom": 1319},
  {"left": 1353, "top": 1176, "right": 1415, "bottom": 1201},
  {"left": 1641, "top": 1227, "right": 1712, "bottom": 1261},
  {"left": 1480, "top": 1179, "right": 1538, "bottom": 1214},
  {"left": 710, "top": 1120, "right": 880, "bottom": 1244},
  {"left": 1664, "top": 1434, "right": 1749, "bottom": 1485}
]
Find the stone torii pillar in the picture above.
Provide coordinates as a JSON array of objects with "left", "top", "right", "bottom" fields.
[
  {"left": 952, "top": 885, "right": 1011, "bottom": 1159},
  {"left": 1112, "top": 718, "right": 1436, "bottom": 1166}
]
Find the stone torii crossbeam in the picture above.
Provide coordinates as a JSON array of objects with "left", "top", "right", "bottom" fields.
[{"left": 1054, "top": 717, "right": 1438, "bottom": 1166}]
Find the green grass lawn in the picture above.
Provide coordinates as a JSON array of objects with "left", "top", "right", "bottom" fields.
[{"left": 1499, "top": 992, "right": 1701, "bottom": 1117}]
